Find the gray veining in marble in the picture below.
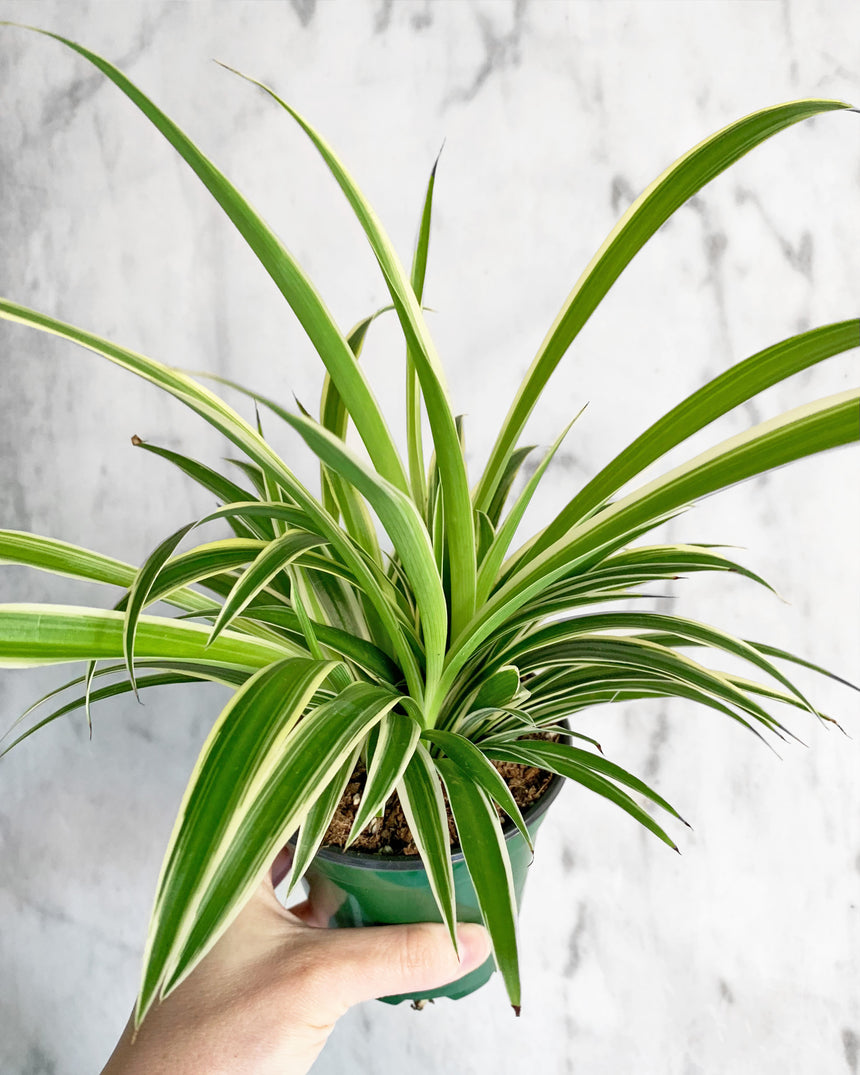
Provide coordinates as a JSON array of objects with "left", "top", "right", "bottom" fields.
[{"left": 1, "top": 2, "right": 858, "bottom": 1072}]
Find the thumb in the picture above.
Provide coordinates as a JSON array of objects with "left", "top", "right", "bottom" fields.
[{"left": 303, "top": 922, "right": 492, "bottom": 1016}]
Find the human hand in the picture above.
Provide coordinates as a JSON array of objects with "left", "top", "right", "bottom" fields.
[{"left": 101, "top": 848, "right": 491, "bottom": 1075}]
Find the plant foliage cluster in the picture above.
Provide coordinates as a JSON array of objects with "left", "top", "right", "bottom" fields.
[{"left": 0, "top": 28, "right": 857, "bottom": 1022}]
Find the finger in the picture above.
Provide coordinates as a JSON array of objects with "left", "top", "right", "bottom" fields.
[
  {"left": 283, "top": 898, "right": 329, "bottom": 928},
  {"left": 299, "top": 922, "right": 491, "bottom": 1017},
  {"left": 270, "top": 844, "right": 295, "bottom": 889}
]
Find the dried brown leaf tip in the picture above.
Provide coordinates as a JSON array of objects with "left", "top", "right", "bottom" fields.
[{"left": 130, "top": 434, "right": 143, "bottom": 446}]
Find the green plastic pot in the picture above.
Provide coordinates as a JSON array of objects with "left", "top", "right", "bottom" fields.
[{"left": 302, "top": 771, "right": 565, "bottom": 1005}]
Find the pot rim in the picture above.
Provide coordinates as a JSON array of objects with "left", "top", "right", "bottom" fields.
[{"left": 311, "top": 765, "right": 566, "bottom": 872}]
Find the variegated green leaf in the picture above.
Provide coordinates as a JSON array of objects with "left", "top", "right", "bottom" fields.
[
  {"left": 442, "top": 391, "right": 859, "bottom": 706},
  {"left": 522, "top": 665, "right": 769, "bottom": 741},
  {"left": 512, "top": 634, "right": 788, "bottom": 736},
  {"left": 288, "top": 745, "right": 361, "bottom": 893},
  {"left": 146, "top": 538, "right": 267, "bottom": 602},
  {"left": 396, "top": 743, "right": 458, "bottom": 950},
  {"left": 147, "top": 679, "right": 399, "bottom": 1020},
  {"left": 223, "top": 65, "right": 477, "bottom": 639},
  {"left": 497, "top": 611, "right": 818, "bottom": 717},
  {"left": 470, "top": 665, "right": 522, "bottom": 712},
  {"left": 11, "top": 28, "right": 408, "bottom": 494},
  {"left": 405, "top": 153, "right": 440, "bottom": 514},
  {"left": 207, "top": 604, "right": 402, "bottom": 684},
  {"left": 346, "top": 710, "right": 422, "bottom": 846},
  {"left": 487, "top": 742, "right": 679, "bottom": 852},
  {"left": 0, "top": 297, "right": 425, "bottom": 697},
  {"left": 477, "top": 411, "right": 583, "bottom": 604},
  {"left": 1, "top": 671, "right": 231, "bottom": 758},
  {"left": 124, "top": 522, "right": 198, "bottom": 694},
  {"left": 132, "top": 437, "right": 274, "bottom": 540},
  {"left": 424, "top": 729, "right": 532, "bottom": 850},
  {"left": 208, "top": 531, "right": 326, "bottom": 644},
  {"left": 492, "top": 738, "right": 685, "bottom": 825},
  {"left": 187, "top": 364, "right": 384, "bottom": 564},
  {"left": 137, "top": 656, "right": 340, "bottom": 1019},
  {"left": 273, "top": 409, "right": 447, "bottom": 692},
  {"left": 531, "top": 319, "right": 860, "bottom": 555},
  {"left": 475, "top": 104, "right": 853, "bottom": 514},
  {"left": 0, "top": 529, "right": 211, "bottom": 614},
  {"left": 486, "top": 445, "right": 536, "bottom": 529},
  {"left": 435, "top": 756, "right": 521, "bottom": 1012},
  {"left": 0, "top": 604, "right": 286, "bottom": 670}
]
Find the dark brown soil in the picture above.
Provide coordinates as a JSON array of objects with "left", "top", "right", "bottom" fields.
[{"left": 322, "top": 754, "right": 555, "bottom": 856}]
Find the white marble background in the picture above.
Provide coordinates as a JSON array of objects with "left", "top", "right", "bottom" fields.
[{"left": 1, "top": 1, "right": 858, "bottom": 1072}]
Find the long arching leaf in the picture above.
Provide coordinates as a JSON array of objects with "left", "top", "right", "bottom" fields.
[
  {"left": 439, "top": 390, "right": 859, "bottom": 703},
  {"left": 522, "top": 319, "right": 860, "bottom": 562},
  {"left": 405, "top": 153, "right": 441, "bottom": 514},
  {"left": 497, "top": 611, "right": 819, "bottom": 716},
  {"left": 436, "top": 756, "right": 521, "bottom": 1012},
  {"left": 132, "top": 438, "right": 274, "bottom": 540},
  {"left": 0, "top": 299, "right": 426, "bottom": 699},
  {"left": 222, "top": 64, "right": 477, "bottom": 639},
  {"left": 477, "top": 412, "right": 582, "bottom": 604},
  {"left": 423, "top": 728, "right": 532, "bottom": 849},
  {"left": 346, "top": 710, "right": 422, "bottom": 846},
  {"left": 288, "top": 745, "right": 361, "bottom": 893},
  {"left": 0, "top": 530, "right": 211, "bottom": 614},
  {"left": 277, "top": 409, "right": 447, "bottom": 692},
  {"left": 0, "top": 604, "right": 288, "bottom": 669},
  {"left": 145, "top": 678, "right": 399, "bottom": 1022},
  {"left": 207, "top": 531, "right": 326, "bottom": 644},
  {"left": 474, "top": 101, "right": 852, "bottom": 514},
  {"left": 8, "top": 26, "right": 408, "bottom": 493},
  {"left": 485, "top": 742, "right": 680, "bottom": 851},
  {"left": 396, "top": 743, "right": 458, "bottom": 952},
  {"left": 137, "top": 656, "right": 341, "bottom": 1020}
]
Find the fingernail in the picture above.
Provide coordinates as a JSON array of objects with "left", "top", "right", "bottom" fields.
[{"left": 456, "top": 923, "right": 491, "bottom": 970}]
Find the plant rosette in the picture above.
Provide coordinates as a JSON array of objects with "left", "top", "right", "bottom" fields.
[{"left": 0, "top": 24, "right": 858, "bottom": 1030}]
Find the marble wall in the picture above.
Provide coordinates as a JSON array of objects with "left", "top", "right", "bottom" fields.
[{"left": 0, "top": 1, "right": 858, "bottom": 1072}]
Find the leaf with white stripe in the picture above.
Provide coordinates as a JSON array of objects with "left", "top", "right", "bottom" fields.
[
  {"left": 208, "top": 531, "right": 327, "bottom": 644},
  {"left": 10, "top": 27, "right": 408, "bottom": 493},
  {"left": 287, "top": 745, "right": 361, "bottom": 893},
  {"left": 346, "top": 710, "right": 421, "bottom": 846},
  {"left": 222, "top": 64, "right": 477, "bottom": 640},
  {"left": 436, "top": 756, "right": 521, "bottom": 1013},
  {"left": 474, "top": 104, "right": 852, "bottom": 514},
  {"left": 477, "top": 412, "right": 582, "bottom": 604},
  {"left": 276, "top": 409, "right": 447, "bottom": 690},
  {"left": 491, "top": 739, "right": 685, "bottom": 825},
  {"left": 137, "top": 657, "right": 339, "bottom": 1019},
  {"left": 488, "top": 742, "right": 680, "bottom": 852},
  {"left": 501, "top": 610, "right": 819, "bottom": 719},
  {"left": 532, "top": 319, "right": 860, "bottom": 554},
  {"left": 0, "top": 604, "right": 287, "bottom": 670},
  {"left": 143, "top": 679, "right": 400, "bottom": 1021},
  {"left": 123, "top": 523, "right": 198, "bottom": 695},
  {"left": 1, "top": 671, "right": 231, "bottom": 757},
  {"left": 0, "top": 530, "right": 211, "bottom": 614},
  {"left": 132, "top": 438, "right": 274, "bottom": 540},
  {"left": 423, "top": 729, "right": 532, "bottom": 850},
  {"left": 396, "top": 743, "right": 457, "bottom": 950}
]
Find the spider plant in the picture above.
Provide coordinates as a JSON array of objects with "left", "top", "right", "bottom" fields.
[{"left": 0, "top": 26, "right": 857, "bottom": 1026}]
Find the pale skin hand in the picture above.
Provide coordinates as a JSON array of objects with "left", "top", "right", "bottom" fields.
[{"left": 101, "top": 850, "right": 491, "bottom": 1075}]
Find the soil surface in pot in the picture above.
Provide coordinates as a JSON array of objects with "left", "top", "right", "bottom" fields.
[{"left": 322, "top": 756, "right": 554, "bottom": 855}]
